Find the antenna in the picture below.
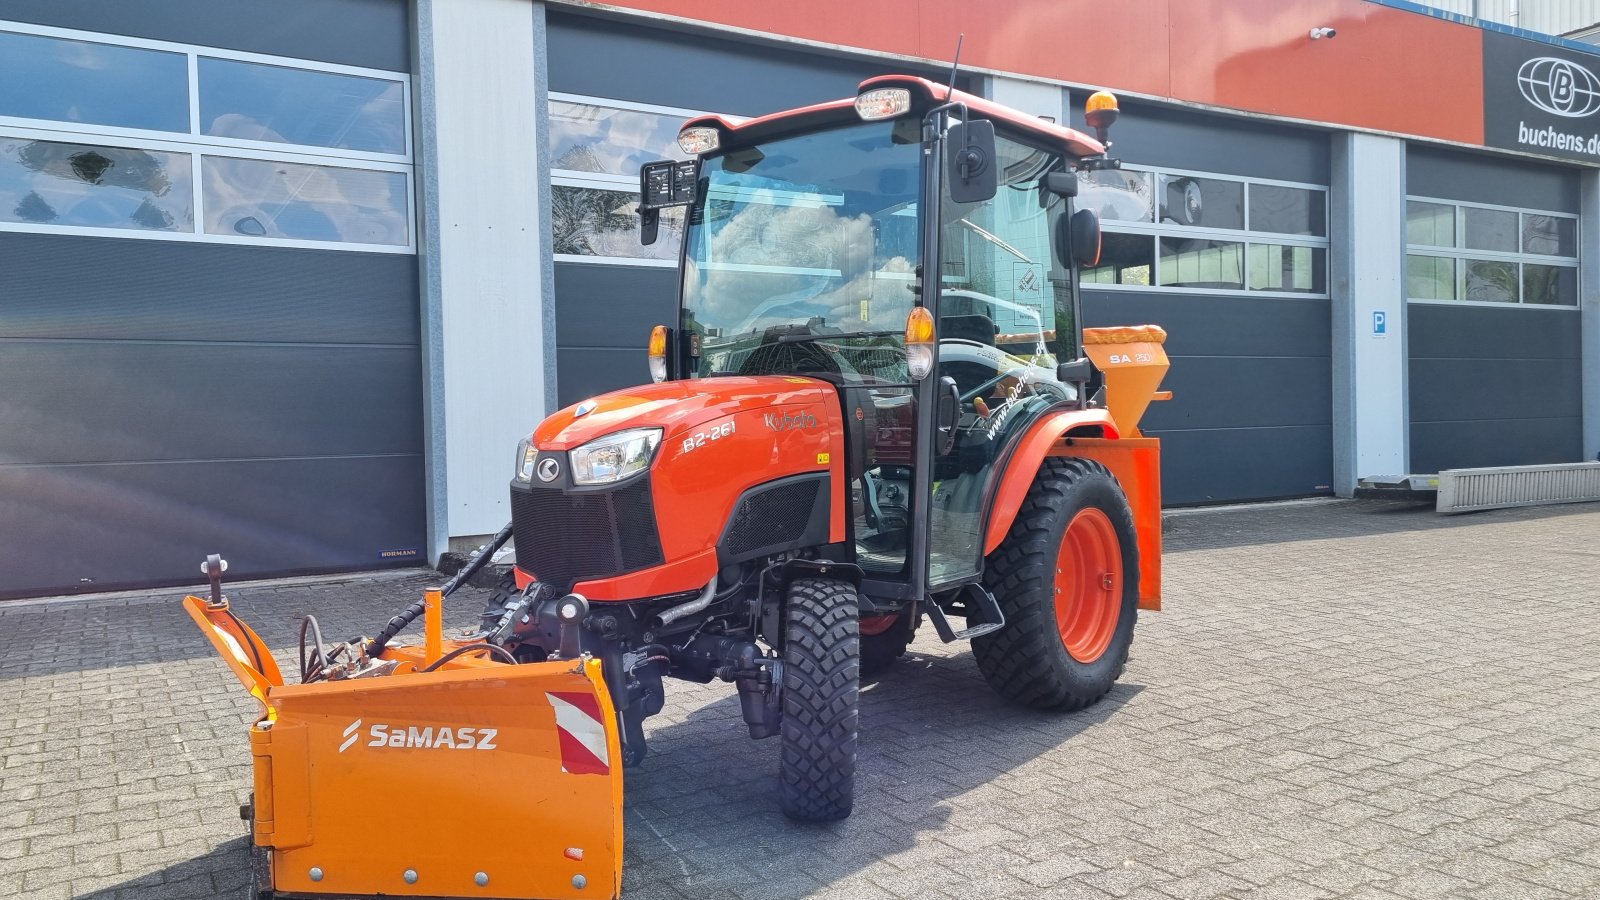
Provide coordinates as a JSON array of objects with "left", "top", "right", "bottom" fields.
[{"left": 944, "top": 34, "right": 964, "bottom": 101}]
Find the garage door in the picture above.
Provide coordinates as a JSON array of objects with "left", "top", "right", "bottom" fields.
[{"left": 0, "top": 6, "right": 423, "bottom": 598}]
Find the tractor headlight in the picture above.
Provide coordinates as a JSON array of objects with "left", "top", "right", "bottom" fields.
[
  {"left": 513, "top": 437, "right": 537, "bottom": 483},
  {"left": 570, "top": 428, "right": 661, "bottom": 485}
]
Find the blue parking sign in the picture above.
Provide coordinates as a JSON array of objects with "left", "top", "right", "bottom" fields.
[{"left": 1373, "top": 311, "right": 1387, "bottom": 335}]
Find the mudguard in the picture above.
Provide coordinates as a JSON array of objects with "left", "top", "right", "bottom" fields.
[{"left": 185, "top": 595, "right": 624, "bottom": 900}]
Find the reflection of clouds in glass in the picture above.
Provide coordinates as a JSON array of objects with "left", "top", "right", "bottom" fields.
[
  {"left": 0, "top": 138, "right": 191, "bottom": 232},
  {"left": 200, "top": 59, "right": 406, "bottom": 155},
  {"left": 549, "top": 102, "right": 687, "bottom": 176},
  {"left": 202, "top": 157, "right": 407, "bottom": 245},
  {"left": 689, "top": 198, "right": 913, "bottom": 336}
]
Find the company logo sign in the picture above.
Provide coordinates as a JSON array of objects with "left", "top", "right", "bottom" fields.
[
  {"left": 536, "top": 457, "right": 560, "bottom": 482},
  {"left": 764, "top": 411, "right": 818, "bottom": 432},
  {"left": 340, "top": 718, "right": 499, "bottom": 752},
  {"left": 1517, "top": 57, "right": 1600, "bottom": 118}
]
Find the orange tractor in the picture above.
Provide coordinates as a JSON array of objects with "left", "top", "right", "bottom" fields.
[{"left": 188, "top": 75, "right": 1168, "bottom": 900}]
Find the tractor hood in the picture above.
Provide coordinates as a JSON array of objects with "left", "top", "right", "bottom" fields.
[{"left": 531, "top": 376, "right": 834, "bottom": 451}]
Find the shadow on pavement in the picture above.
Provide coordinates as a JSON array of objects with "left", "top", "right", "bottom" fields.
[
  {"left": 1163, "top": 497, "right": 1599, "bottom": 554},
  {"left": 620, "top": 649, "right": 1143, "bottom": 899},
  {"left": 75, "top": 835, "right": 252, "bottom": 900}
]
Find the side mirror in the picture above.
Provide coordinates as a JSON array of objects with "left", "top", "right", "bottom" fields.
[
  {"left": 1059, "top": 208, "right": 1102, "bottom": 267},
  {"left": 1043, "top": 171, "right": 1078, "bottom": 199},
  {"left": 945, "top": 119, "right": 997, "bottom": 205}
]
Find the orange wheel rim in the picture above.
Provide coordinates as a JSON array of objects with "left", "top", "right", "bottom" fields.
[{"left": 1054, "top": 508, "right": 1123, "bottom": 663}]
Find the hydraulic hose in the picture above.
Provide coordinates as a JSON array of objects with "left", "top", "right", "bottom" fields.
[{"left": 365, "top": 522, "right": 514, "bottom": 658}]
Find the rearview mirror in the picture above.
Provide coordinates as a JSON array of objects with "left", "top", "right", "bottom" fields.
[{"left": 945, "top": 120, "right": 997, "bottom": 205}]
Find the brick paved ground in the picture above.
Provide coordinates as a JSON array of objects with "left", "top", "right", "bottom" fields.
[{"left": 3, "top": 499, "right": 1599, "bottom": 900}]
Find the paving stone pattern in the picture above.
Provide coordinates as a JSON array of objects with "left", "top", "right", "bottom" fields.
[{"left": 2, "top": 499, "right": 1599, "bottom": 899}]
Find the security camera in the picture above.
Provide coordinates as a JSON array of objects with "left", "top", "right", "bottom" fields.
[{"left": 1309, "top": 27, "right": 1337, "bottom": 39}]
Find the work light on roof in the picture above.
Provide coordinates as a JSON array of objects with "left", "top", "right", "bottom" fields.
[
  {"left": 677, "top": 126, "right": 720, "bottom": 155},
  {"left": 855, "top": 88, "right": 912, "bottom": 121}
]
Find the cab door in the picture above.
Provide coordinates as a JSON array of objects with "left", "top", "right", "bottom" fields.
[{"left": 926, "top": 135, "right": 1076, "bottom": 587}]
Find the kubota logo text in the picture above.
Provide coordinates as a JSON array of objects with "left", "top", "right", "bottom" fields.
[
  {"left": 339, "top": 718, "right": 497, "bottom": 752},
  {"left": 765, "top": 411, "right": 817, "bottom": 432}
]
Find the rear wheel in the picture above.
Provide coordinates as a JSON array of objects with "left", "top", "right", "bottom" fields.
[
  {"left": 973, "top": 457, "right": 1138, "bottom": 711},
  {"left": 779, "top": 577, "right": 859, "bottom": 822}
]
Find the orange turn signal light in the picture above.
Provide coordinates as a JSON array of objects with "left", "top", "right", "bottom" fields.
[
  {"left": 904, "top": 306, "right": 935, "bottom": 345},
  {"left": 904, "top": 306, "right": 935, "bottom": 381},
  {"left": 647, "top": 324, "right": 669, "bottom": 382}
]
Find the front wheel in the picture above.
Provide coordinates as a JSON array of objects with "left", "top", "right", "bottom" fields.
[
  {"left": 973, "top": 457, "right": 1139, "bottom": 711},
  {"left": 779, "top": 577, "right": 859, "bottom": 822}
]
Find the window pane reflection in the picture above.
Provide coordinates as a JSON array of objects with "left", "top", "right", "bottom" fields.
[
  {"left": 1159, "top": 175, "right": 1243, "bottom": 229},
  {"left": 1522, "top": 215, "right": 1576, "bottom": 257},
  {"left": 0, "top": 137, "right": 192, "bottom": 232},
  {"left": 1460, "top": 258, "right": 1517, "bottom": 302},
  {"left": 1523, "top": 264, "right": 1577, "bottom": 305},
  {"left": 1077, "top": 169, "right": 1153, "bottom": 222},
  {"left": 1248, "top": 244, "right": 1325, "bottom": 293},
  {"left": 549, "top": 101, "right": 690, "bottom": 176},
  {"left": 1248, "top": 184, "right": 1326, "bottom": 236},
  {"left": 1406, "top": 201, "right": 1454, "bottom": 248},
  {"left": 1462, "top": 207, "right": 1517, "bottom": 253},
  {"left": 1406, "top": 255, "right": 1454, "bottom": 300},
  {"left": 202, "top": 157, "right": 408, "bottom": 245},
  {"left": 1082, "top": 232, "right": 1153, "bottom": 286},
  {"left": 0, "top": 31, "right": 189, "bottom": 132},
  {"left": 1159, "top": 237, "right": 1243, "bottom": 289},
  {"left": 200, "top": 58, "right": 406, "bottom": 155},
  {"left": 553, "top": 185, "right": 680, "bottom": 260}
]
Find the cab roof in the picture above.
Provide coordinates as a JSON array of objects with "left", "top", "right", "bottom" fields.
[{"left": 682, "top": 74, "right": 1106, "bottom": 158}]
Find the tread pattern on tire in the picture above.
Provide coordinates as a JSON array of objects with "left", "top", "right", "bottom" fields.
[
  {"left": 476, "top": 571, "right": 521, "bottom": 634},
  {"left": 973, "top": 456, "right": 1138, "bottom": 712},
  {"left": 779, "top": 577, "right": 859, "bottom": 822}
]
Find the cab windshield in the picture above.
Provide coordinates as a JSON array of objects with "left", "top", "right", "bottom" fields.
[{"left": 682, "top": 120, "right": 923, "bottom": 384}]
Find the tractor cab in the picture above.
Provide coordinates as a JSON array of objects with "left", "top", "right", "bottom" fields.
[{"left": 639, "top": 76, "right": 1119, "bottom": 600}]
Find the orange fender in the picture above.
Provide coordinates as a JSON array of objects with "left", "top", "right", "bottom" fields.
[{"left": 983, "top": 408, "right": 1118, "bottom": 556}]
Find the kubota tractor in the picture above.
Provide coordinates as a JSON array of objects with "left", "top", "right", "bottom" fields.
[{"left": 188, "top": 75, "right": 1169, "bottom": 900}]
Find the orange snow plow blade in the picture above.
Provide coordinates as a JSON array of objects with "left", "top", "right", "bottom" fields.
[{"left": 185, "top": 594, "right": 624, "bottom": 900}]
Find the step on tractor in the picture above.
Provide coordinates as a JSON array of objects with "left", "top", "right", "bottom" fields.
[{"left": 187, "top": 75, "right": 1170, "bottom": 900}]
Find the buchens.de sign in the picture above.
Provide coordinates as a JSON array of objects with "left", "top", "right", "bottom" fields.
[{"left": 1484, "top": 30, "right": 1600, "bottom": 162}]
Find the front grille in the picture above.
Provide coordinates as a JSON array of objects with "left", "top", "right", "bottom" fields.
[
  {"left": 723, "top": 477, "right": 821, "bottom": 557},
  {"left": 511, "top": 477, "right": 664, "bottom": 592}
]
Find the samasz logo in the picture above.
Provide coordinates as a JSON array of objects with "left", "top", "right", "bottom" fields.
[
  {"left": 1518, "top": 57, "right": 1600, "bottom": 118},
  {"left": 339, "top": 718, "right": 498, "bottom": 752}
]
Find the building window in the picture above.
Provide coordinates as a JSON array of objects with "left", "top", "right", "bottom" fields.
[
  {"left": 548, "top": 93, "right": 731, "bottom": 265},
  {"left": 0, "top": 137, "right": 192, "bottom": 231},
  {"left": 0, "top": 21, "right": 413, "bottom": 253},
  {"left": 1405, "top": 197, "right": 1577, "bottom": 306},
  {"left": 198, "top": 58, "right": 407, "bottom": 155},
  {"left": 1079, "top": 166, "right": 1328, "bottom": 297}
]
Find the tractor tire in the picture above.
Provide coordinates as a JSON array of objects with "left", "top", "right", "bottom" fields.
[
  {"left": 859, "top": 615, "right": 912, "bottom": 677},
  {"left": 475, "top": 570, "right": 521, "bottom": 635},
  {"left": 973, "top": 457, "right": 1138, "bottom": 712},
  {"left": 779, "top": 577, "right": 859, "bottom": 822}
]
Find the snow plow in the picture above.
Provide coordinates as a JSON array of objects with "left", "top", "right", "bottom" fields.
[{"left": 189, "top": 75, "right": 1169, "bottom": 899}]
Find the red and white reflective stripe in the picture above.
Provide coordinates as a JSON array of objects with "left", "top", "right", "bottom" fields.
[{"left": 547, "top": 691, "right": 610, "bottom": 775}]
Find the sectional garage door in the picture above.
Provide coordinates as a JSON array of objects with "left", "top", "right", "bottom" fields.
[{"left": 0, "top": 1, "right": 424, "bottom": 598}]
